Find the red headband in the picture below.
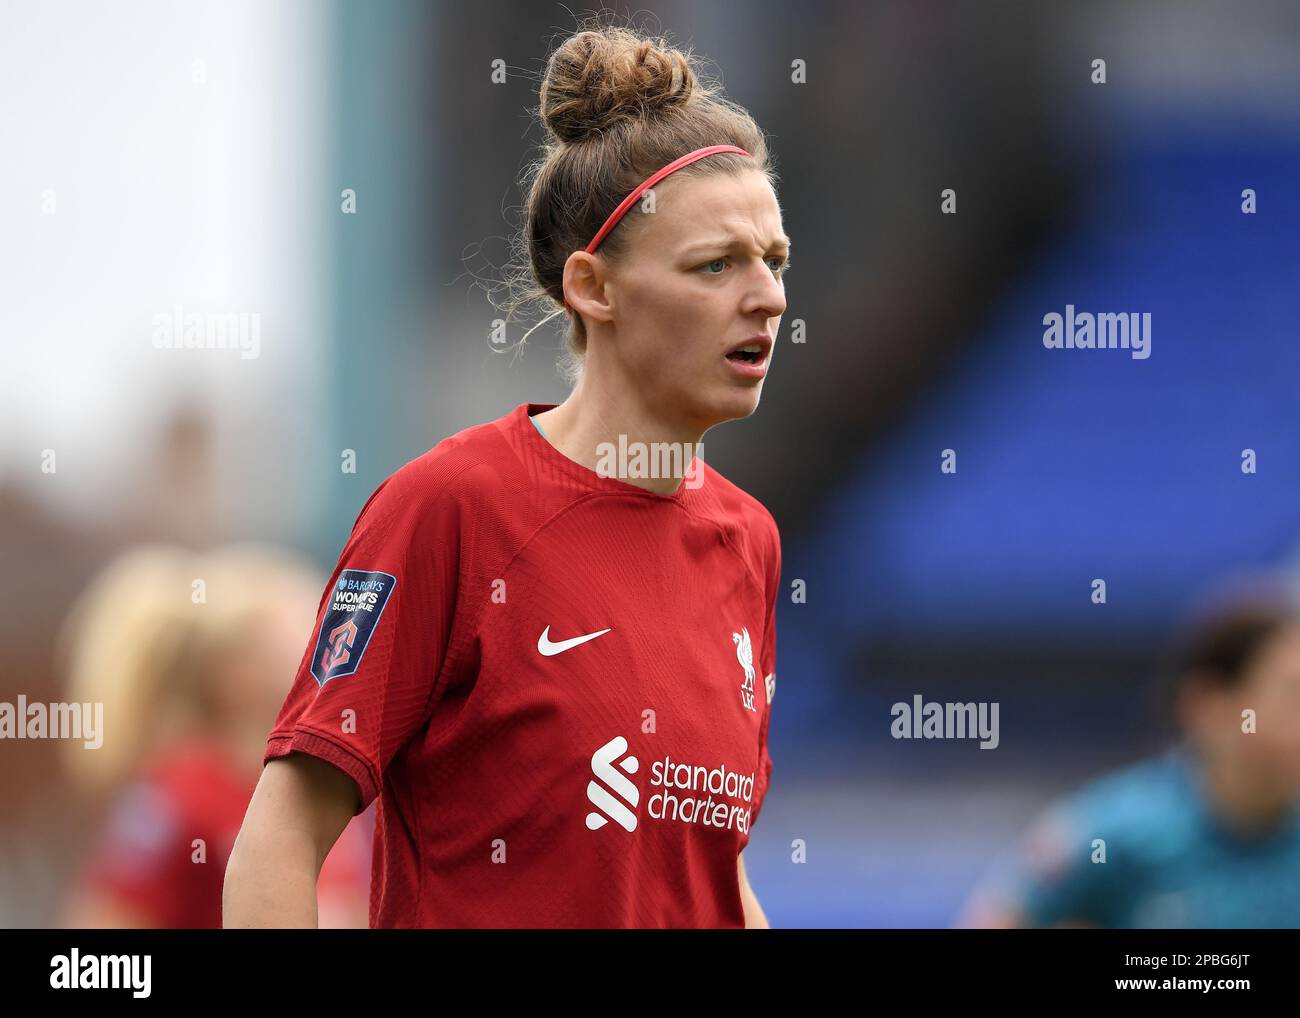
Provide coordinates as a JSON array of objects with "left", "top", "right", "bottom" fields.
[{"left": 563, "top": 144, "right": 753, "bottom": 318}]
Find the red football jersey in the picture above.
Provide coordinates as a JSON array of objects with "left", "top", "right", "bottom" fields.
[
  {"left": 78, "top": 735, "right": 251, "bottom": 928},
  {"left": 265, "top": 402, "right": 780, "bottom": 928},
  {"left": 79, "top": 734, "right": 372, "bottom": 928}
]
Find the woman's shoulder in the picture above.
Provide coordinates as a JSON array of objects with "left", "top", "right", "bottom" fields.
[
  {"left": 694, "top": 459, "right": 780, "bottom": 539},
  {"left": 692, "top": 461, "right": 781, "bottom": 585},
  {"left": 365, "top": 412, "right": 522, "bottom": 515}
]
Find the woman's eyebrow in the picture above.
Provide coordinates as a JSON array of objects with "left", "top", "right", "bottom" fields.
[{"left": 681, "top": 234, "right": 793, "bottom": 255}]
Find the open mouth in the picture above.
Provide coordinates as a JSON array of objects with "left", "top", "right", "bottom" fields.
[{"left": 726, "top": 347, "right": 764, "bottom": 364}]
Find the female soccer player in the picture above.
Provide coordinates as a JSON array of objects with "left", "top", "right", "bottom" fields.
[
  {"left": 61, "top": 545, "right": 372, "bottom": 928},
  {"left": 959, "top": 591, "right": 1300, "bottom": 927},
  {"left": 225, "top": 25, "right": 790, "bottom": 928}
]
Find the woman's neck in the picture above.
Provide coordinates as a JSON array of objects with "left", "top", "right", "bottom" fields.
[
  {"left": 532, "top": 375, "right": 706, "bottom": 496},
  {"left": 1194, "top": 747, "right": 1296, "bottom": 835}
]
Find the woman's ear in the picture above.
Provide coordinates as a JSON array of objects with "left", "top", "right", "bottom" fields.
[{"left": 562, "top": 250, "right": 614, "bottom": 324}]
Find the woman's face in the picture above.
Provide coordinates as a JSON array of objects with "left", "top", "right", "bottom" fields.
[
  {"left": 213, "top": 581, "right": 322, "bottom": 729},
  {"left": 596, "top": 168, "right": 790, "bottom": 432},
  {"left": 1231, "top": 625, "right": 1300, "bottom": 790},
  {"left": 1185, "top": 624, "right": 1300, "bottom": 795}
]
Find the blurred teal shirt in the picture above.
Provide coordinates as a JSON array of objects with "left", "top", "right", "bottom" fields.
[{"left": 981, "top": 746, "right": 1300, "bottom": 927}]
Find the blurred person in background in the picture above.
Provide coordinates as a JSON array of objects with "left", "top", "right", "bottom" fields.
[
  {"left": 59, "top": 544, "right": 372, "bottom": 929},
  {"left": 959, "top": 590, "right": 1300, "bottom": 928}
]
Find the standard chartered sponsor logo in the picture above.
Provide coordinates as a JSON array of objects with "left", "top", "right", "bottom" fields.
[
  {"left": 648, "top": 756, "right": 754, "bottom": 834},
  {"left": 586, "top": 736, "right": 640, "bottom": 831},
  {"left": 585, "top": 736, "right": 755, "bottom": 835}
]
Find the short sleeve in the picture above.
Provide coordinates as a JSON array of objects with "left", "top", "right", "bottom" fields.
[
  {"left": 265, "top": 465, "right": 462, "bottom": 814},
  {"left": 749, "top": 516, "right": 781, "bottom": 830}
]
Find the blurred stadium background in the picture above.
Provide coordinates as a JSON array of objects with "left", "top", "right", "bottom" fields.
[{"left": 2, "top": 0, "right": 1299, "bottom": 927}]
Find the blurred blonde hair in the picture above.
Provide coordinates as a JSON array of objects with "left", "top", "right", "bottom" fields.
[
  {"left": 60, "top": 543, "right": 322, "bottom": 794},
  {"left": 60, "top": 545, "right": 202, "bottom": 793},
  {"left": 190, "top": 542, "right": 322, "bottom": 673}
]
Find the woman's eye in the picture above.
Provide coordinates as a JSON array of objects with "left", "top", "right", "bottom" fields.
[{"left": 700, "top": 256, "right": 790, "bottom": 275}]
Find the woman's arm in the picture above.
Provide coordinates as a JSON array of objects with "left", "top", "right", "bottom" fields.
[
  {"left": 223, "top": 753, "right": 359, "bottom": 928},
  {"left": 738, "top": 851, "right": 770, "bottom": 929}
]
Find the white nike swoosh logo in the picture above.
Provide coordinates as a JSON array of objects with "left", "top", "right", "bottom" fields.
[{"left": 538, "top": 625, "right": 612, "bottom": 656}]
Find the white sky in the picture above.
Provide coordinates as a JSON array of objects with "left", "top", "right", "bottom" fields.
[{"left": 0, "top": 0, "right": 328, "bottom": 536}]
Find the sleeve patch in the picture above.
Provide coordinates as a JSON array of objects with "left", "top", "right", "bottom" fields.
[{"left": 310, "top": 569, "right": 397, "bottom": 686}]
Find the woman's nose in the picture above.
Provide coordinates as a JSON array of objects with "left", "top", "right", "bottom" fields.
[{"left": 744, "top": 263, "right": 786, "bottom": 318}]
